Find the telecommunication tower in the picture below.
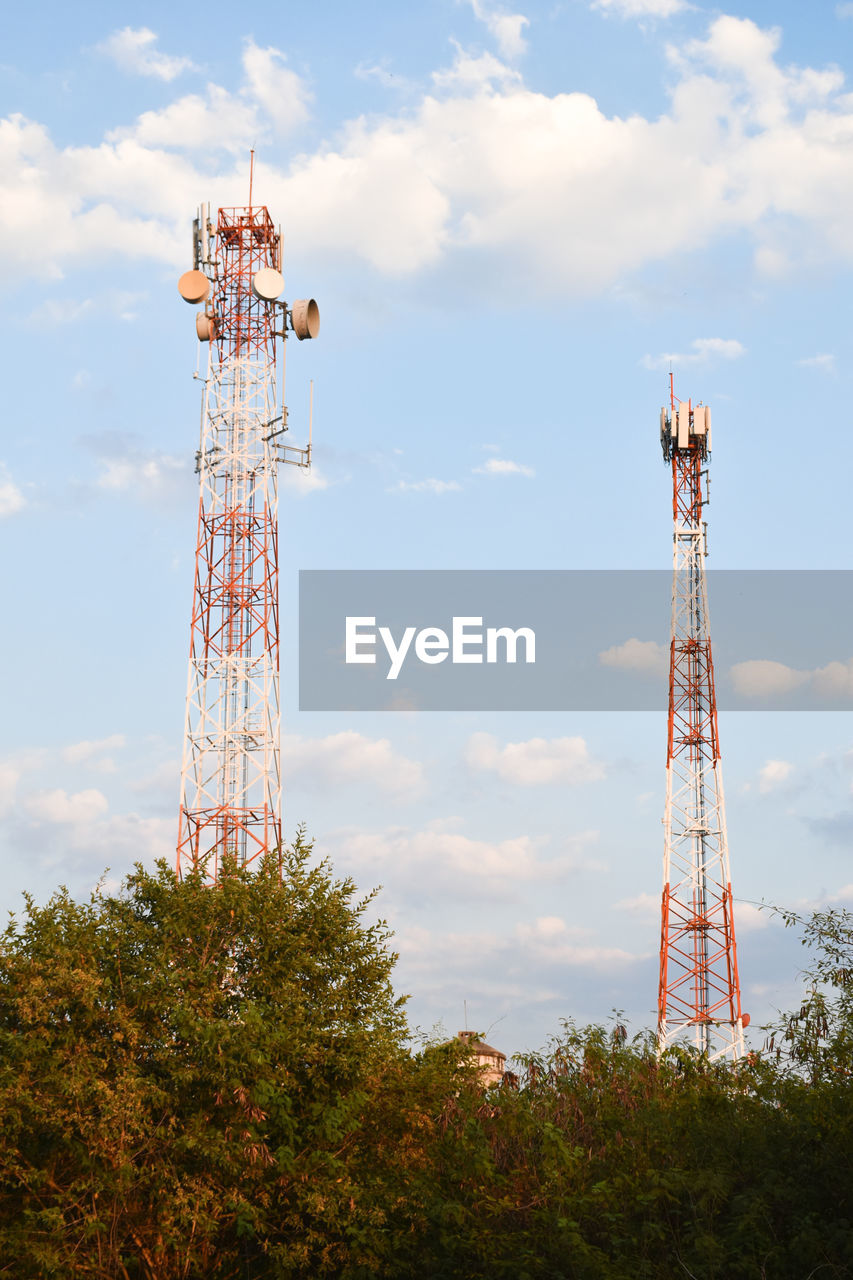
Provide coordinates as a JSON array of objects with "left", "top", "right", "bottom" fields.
[
  {"left": 175, "top": 178, "right": 319, "bottom": 881},
  {"left": 658, "top": 378, "right": 747, "bottom": 1060}
]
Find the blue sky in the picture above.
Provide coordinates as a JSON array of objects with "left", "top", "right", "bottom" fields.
[{"left": 3, "top": 0, "right": 853, "bottom": 1055}]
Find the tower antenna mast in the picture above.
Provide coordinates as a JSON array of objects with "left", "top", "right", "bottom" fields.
[
  {"left": 175, "top": 193, "right": 320, "bottom": 880},
  {"left": 658, "top": 386, "right": 747, "bottom": 1059}
]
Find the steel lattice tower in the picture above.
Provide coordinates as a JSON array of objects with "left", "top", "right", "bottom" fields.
[
  {"left": 175, "top": 189, "right": 318, "bottom": 881},
  {"left": 658, "top": 379, "right": 747, "bottom": 1060}
]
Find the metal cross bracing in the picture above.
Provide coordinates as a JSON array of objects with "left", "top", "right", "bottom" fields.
[
  {"left": 658, "top": 377, "right": 747, "bottom": 1061},
  {"left": 176, "top": 198, "right": 315, "bottom": 883}
]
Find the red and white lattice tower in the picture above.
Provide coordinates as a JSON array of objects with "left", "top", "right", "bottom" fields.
[
  {"left": 658, "top": 377, "right": 747, "bottom": 1060},
  {"left": 175, "top": 185, "right": 319, "bottom": 881}
]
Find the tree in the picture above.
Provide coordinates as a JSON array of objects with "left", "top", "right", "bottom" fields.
[
  {"left": 768, "top": 905, "right": 853, "bottom": 1081},
  {"left": 4, "top": 849, "right": 853, "bottom": 1279},
  {"left": 0, "top": 834, "right": 454, "bottom": 1278}
]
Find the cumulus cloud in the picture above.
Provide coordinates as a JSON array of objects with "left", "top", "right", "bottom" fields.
[
  {"left": 6, "top": 17, "right": 853, "bottom": 294},
  {"left": 592, "top": 0, "right": 687, "bottom": 16},
  {"left": 282, "top": 732, "right": 423, "bottom": 796},
  {"left": 333, "top": 821, "right": 601, "bottom": 900},
  {"left": 468, "top": 0, "right": 530, "bottom": 60},
  {"left": 730, "top": 659, "right": 809, "bottom": 698},
  {"left": 280, "top": 465, "right": 329, "bottom": 495},
  {"left": 733, "top": 901, "right": 773, "bottom": 933},
  {"left": 112, "top": 86, "right": 257, "bottom": 153},
  {"left": 241, "top": 41, "right": 313, "bottom": 134},
  {"left": 79, "top": 435, "right": 191, "bottom": 506},
  {"left": 730, "top": 657, "right": 853, "bottom": 702},
  {"left": 466, "top": 732, "right": 605, "bottom": 785},
  {"left": 25, "top": 788, "right": 109, "bottom": 826},
  {"left": 473, "top": 458, "right": 535, "bottom": 477},
  {"left": 599, "top": 637, "right": 668, "bottom": 676},
  {"left": 614, "top": 891, "right": 660, "bottom": 919},
  {"left": 393, "top": 915, "right": 645, "bottom": 1029},
  {"left": 641, "top": 338, "right": 746, "bottom": 371},
  {"left": 62, "top": 734, "right": 126, "bottom": 774},
  {"left": 96, "top": 27, "right": 197, "bottom": 81},
  {"left": 513, "top": 915, "right": 638, "bottom": 966},
  {"left": 798, "top": 353, "right": 836, "bottom": 373},
  {"left": 758, "top": 759, "right": 794, "bottom": 793},
  {"left": 812, "top": 660, "right": 853, "bottom": 698},
  {"left": 66, "top": 812, "right": 174, "bottom": 861},
  {"left": 0, "top": 465, "right": 25, "bottom": 517},
  {"left": 391, "top": 478, "right": 461, "bottom": 494}
]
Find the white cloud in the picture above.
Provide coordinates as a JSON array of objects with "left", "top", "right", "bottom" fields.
[
  {"left": 0, "top": 764, "right": 21, "bottom": 819},
  {"left": 730, "top": 657, "right": 853, "bottom": 701},
  {"left": 391, "top": 478, "right": 462, "bottom": 494},
  {"left": 81, "top": 436, "right": 191, "bottom": 506},
  {"left": 642, "top": 338, "right": 746, "bottom": 370},
  {"left": 758, "top": 759, "right": 794, "bottom": 793},
  {"left": 27, "top": 297, "right": 94, "bottom": 327},
  {"left": 98, "top": 454, "right": 185, "bottom": 494},
  {"left": 114, "top": 41, "right": 311, "bottom": 153},
  {"left": 614, "top": 891, "right": 659, "bottom": 919},
  {"left": 432, "top": 45, "right": 523, "bottom": 91},
  {"left": 599, "top": 637, "right": 668, "bottom": 676},
  {"left": 241, "top": 41, "right": 312, "bottom": 134},
  {"left": 0, "top": 465, "right": 25, "bottom": 517},
  {"left": 6, "top": 17, "right": 853, "bottom": 294},
  {"left": 283, "top": 732, "right": 423, "bottom": 796},
  {"left": 811, "top": 659, "right": 853, "bottom": 698},
  {"left": 112, "top": 86, "right": 257, "bottom": 153},
  {"left": 592, "top": 0, "right": 687, "bottom": 16},
  {"left": 798, "top": 353, "right": 836, "bottom": 373},
  {"left": 62, "top": 734, "right": 126, "bottom": 765},
  {"left": 61, "top": 734, "right": 126, "bottom": 774},
  {"left": 280, "top": 465, "right": 329, "bottom": 495},
  {"left": 97, "top": 27, "right": 196, "bottom": 81},
  {"left": 513, "top": 915, "right": 638, "bottom": 967},
  {"left": 131, "top": 758, "right": 180, "bottom": 795},
  {"left": 393, "top": 916, "right": 643, "bottom": 1029},
  {"left": 734, "top": 901, "right": 772, "bottom": 933},
  {"left": 333, "top": 821, "right": 600, "bottom": 898},
  {"left": 26, "top": 788, "right": 109, "bottom": 825},
  {"left": 468, "top": 0, "right": 530, "bottom": 60},
  {"left": 473, "top": 458, "right": 535, "bottom": 477},
  {"left": 730, "top": 659, "right": 809, "bottom": 698},
  {"left": 466, "top": 732, "right": 605, "bottom": 785},
  {"left": 354, "top": 62, "right": 412, "bottom": 91},
  {"left": 67, "top": 812, "right": 174, "bottom": 862},
  {"left": 838, "top": 3, "right": 853, "bottom": 17}
]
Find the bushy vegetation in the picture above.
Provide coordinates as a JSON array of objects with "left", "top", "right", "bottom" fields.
[{"left": 0, "top": 836, "right": 851, "bottom": 1278}]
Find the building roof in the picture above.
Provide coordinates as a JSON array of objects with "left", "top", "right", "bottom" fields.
[{"left": 457, "top": 1031, "right": 505, "bottom": 1059}]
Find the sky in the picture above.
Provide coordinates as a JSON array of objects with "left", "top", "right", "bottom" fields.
[{"left": 3, "top": 0, "right": 853, "bottom": 1057}]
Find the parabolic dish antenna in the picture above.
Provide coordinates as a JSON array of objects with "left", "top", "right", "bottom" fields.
[
  {"left": 252, "top": 268, "right": 285, "bottom": 301},
  {"left": 178, "top": 270, "right": 210, "bottom": 304},
  {"left": 291, "top": 298, "right": 320, "bottom": 341}
]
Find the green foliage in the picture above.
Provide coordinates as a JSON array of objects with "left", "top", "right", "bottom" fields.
[
  {"left": 0, "top": 836, "right": 459, "bottom": 1278},
  {"left": 414, "top": 1024, "right": 853, "bottom": 1279},
  {"left": 2, "top": 847, "right": 853, "bottom": 1279},
  {"left": 767, "top": 905, "right": 853, "bottom": 1081}
]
